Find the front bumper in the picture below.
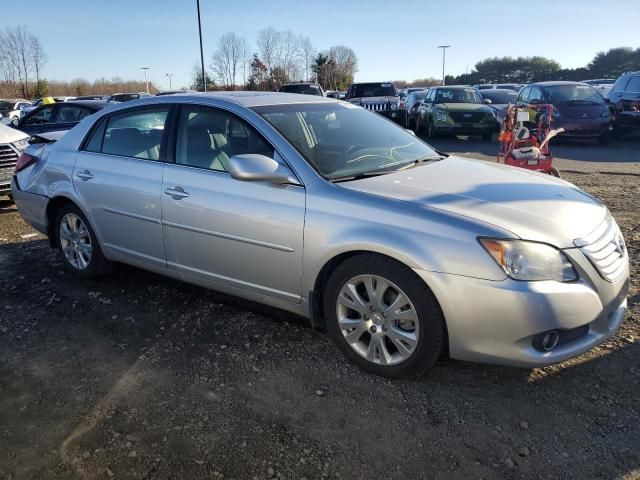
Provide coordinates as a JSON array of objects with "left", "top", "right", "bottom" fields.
[
  {"left": 434, "top": 123, "right": 495, "bottom": 135},
  {"left": 616, "top": 112, "right": 640, "bottom": 130},
  {"left": 10, "top": 176, "right": 49, "bottom": 235},
  {"left": 414, "top": 248, "right": 629, "bottom": 368},
  {"left": 554, "top": 118, "right": 611, "bottom": 138}
]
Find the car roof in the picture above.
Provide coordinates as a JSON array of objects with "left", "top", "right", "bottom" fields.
[
  {"left": 432, "top": 85, "right": 474, "bottom": 89},
  {"left": 528, "top": 81, "right": 586, "bottom": 87},
  {"left": 138, "top": 91, "right": 337, "bottom": 107},
  {"left": 480, "top": 88, "right": 518, "bottom": 94}
]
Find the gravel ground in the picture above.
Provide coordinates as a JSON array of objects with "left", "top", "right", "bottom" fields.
[{"left": 0, "top": 160, "right": 638, "bottom": 479}]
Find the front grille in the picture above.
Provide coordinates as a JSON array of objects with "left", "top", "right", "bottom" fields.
[
  {"left": 575, "top": 214, "right": 628, "bottom": 282},
  {"left": 0, "top": 144, "right": 19, "bottom": 170},
  {"left": 362, "top": 103, "right": 389, "bottom": 112},
  {"left": 449, "top": 112, "right": 485, "bottom": 123}
]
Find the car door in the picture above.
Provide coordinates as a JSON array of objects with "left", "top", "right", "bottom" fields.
[
  {"left": 161, "top": 104, "right": 305, "bottom": 303},
  {"left": 73, "top": 106, "right": 171, "bottom": 269},
  {"left": 18, "top": 104, "right": 56, "bottom": 134}
]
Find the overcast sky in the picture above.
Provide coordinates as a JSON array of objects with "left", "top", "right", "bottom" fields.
[{"left": 3, "top": 0, "right": 639, "bottom": 90}]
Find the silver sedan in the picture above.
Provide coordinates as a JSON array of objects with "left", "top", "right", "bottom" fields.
[{"left": 11, "top": 92, "right": 629, "bottom": 377}]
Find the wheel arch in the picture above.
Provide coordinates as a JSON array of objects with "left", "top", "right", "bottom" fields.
[{"left": 309, "top": 249, "right": 445, "bottom": 338}]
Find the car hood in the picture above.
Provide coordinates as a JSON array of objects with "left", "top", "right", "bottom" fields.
[
  {"left": 437, "top": 102, "right": 491, "bottom": 112},
  {"left": 338, "top": 156, "right": 606, "bottom": 248},
  {"left": 0, "top": 123, "right": 29, "bottom": 144}
]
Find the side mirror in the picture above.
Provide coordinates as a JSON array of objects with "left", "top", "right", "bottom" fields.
[
  {"left": 11, "top": 118, "right": 19, "bottom": 127},
  {"left": 405, "top": 129, "right": 416, "bottom": 136},
  {"left": 483, "top": 98, "right": 492, "bottom": 104},
  {"left": 228, "top": 154, "right": 299, "bottom": 186}
]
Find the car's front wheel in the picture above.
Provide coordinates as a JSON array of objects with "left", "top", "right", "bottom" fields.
[
  {"left": 325, "top": 254, "right": 446, "bottom": 377},
  {"left": 55, "top": 203, "right": 112, "bottom": 278}
]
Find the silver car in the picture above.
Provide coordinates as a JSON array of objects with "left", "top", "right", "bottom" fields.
[{"left": 11, "top": 92, "right": 629, "bottom": 377}]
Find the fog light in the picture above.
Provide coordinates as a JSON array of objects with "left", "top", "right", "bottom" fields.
[{"left": 533, "top": 330, "right": 560, "bottom": 352}]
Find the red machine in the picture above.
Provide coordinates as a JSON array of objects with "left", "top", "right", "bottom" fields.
[{"left": 497, "top": 103, "right": 563, "bottom": 177}]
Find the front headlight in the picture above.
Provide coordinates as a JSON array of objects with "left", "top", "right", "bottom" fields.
[
  {"left": 435, "top": 109, "right": 447, "bottom": 122},
  {"left": 12, "top": 138, "right": 30, "bottom": 152},
  {"left": 479, "top": 238, "right": 577, "bottom": 282}
]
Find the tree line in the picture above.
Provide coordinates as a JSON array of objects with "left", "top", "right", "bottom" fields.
[
  {"left": 193, "top": 27, "right": 358, "bottom": 92},
  {"left": 446, "top": 47, "right": 640, "bottom": 85}
]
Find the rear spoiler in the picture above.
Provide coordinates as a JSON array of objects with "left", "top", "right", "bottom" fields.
[{"left": 29, "top": 130, "right": 68, "bottom": 145}]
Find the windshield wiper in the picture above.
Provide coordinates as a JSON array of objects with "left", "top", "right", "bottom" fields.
[
  {"left": 329, "top": 170, "right": 398, "bottom": 183},
  {"left": 397, "top": 155, "right": 447, "bottom": 171}
]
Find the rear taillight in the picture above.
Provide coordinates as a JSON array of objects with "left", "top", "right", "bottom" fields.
[{"left": 15, "top": 152, "right": 37, "bottom": 173}]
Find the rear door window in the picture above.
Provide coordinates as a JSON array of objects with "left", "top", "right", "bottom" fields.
[
  {"left": 101, "top": 108, "right": 169, "bottom": 161},
  {"left": 54, "top": 105, "right": 83, "bottom": 123},
  {"left": 23, "top": 105, "right": 55, "bottom": 125}
]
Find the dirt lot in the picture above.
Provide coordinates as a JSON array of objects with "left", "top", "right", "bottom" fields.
[{"left": 0, "top": 163, "right": 638, "bottom": 479}]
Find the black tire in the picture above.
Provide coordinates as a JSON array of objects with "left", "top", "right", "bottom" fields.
[
  {"left": 426, "top": 119, "right": 437, "bottom": 139},
  {"left": 597, "top": 133, "right": 609, "bottom": 145},
  {"left": 414, "top": 116, "right": 423, "bottom": 135},
  {"left": 324, "top": 253, "right": 446, "bottom": 378},
  {"left": 482, "top": 132, "right": 493, "bottom": 142},
  {"left": 55, "top": 203, "right": 112, "bottom": 278}
]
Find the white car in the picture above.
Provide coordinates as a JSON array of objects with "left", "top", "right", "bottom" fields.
[
  {"left": 0, "top": 123, "right": 29, "bottom": 197},
  {"left": 0, "top": 99, "right": 32, "bottom": 123}
]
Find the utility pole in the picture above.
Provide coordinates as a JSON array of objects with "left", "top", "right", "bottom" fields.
[
  {"left": 141, "top": 67, "right": 150, "bottom": 93},
  {"left": 438, "top": 45, "right": 451, "bottom": 86},
  {"left": 196, "top": 0, "right": 207, "bottom": 92},
  {"left": 166, "top": 73, "right": 174, "bottom": 90}
]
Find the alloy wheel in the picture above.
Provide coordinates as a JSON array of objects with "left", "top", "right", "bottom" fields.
[
  {"left": 336, "top": 275, "right": 420, "bottom": 366},
  {"left": 59, "top": 213, "right": 93, "bottom": 270}
]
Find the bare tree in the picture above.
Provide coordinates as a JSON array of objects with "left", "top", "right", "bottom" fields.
[
  {"left": 256, "top": 27, "right": 281, "bottom": 73},
  {"left": 210, "top": 32, "right": 247, "bottom": 89},
  {"left": 279, "top": 30, "right": 301, "bottom": 81},
  {"left": 1, "top": 26, "right": 33, "bottom": 98},
  {"left": 300, "top": 36, "right": 316, "bottom": 82},
  {"left": 29, "top": 36, "right": 47, "bottom": 97}
]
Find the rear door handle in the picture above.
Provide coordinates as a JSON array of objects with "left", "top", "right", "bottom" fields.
[
  {"left": 164, "top": 186, "right": 190, "bottom": 199},
  {"left": 76, "top": 169, "right": 93, "bottom": 180}
]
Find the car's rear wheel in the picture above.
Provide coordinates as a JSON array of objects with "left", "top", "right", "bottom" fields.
[
  {"left": 426, "top": 119, "right": 437, "bottom": 139},
  {"left": 325, "top": 254, "right": 446, "bottom": 377},
  {"left": 55, "top": 204, "right": 112, "bottom": 278}
]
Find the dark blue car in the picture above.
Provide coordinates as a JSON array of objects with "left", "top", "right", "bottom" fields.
[{"left": 11, "top": 101, "right": 110, "bottom": 135}]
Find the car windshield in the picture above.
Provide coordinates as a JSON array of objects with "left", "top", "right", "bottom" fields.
[
  {"left": 480, "top": 90, "right": 518, "bottom": 104},
  {"left": 279, "top": 84, "right": 323, "bottom": 96},
  {"left": 253, "top": 102, "right": 442, "bottom": 180},
  {"left": 545, "top": 85, "right": 604, "bottom": 105},
  {"left": 434, "top": 88, "right": 481, "bottom": 104},
  {"left": 350, "top": 83, "right": 396, "bottom": 98}
]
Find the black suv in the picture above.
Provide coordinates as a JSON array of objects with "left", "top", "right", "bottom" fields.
[
  {"left": 606, "top": 71, "right": 640, "bottom": 132},
  {"left": 278, "top": 83, "right": 324, "bottom": 96},
  {"left": 346, "top": 82, "right": 405, "bottom": 126}
]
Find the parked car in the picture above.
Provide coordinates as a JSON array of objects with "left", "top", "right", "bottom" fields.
[
  {"left": 474, "top": 83, "right": 523, "bottom": 92},
  {"left": 278, "top": 83, "right": 324, "bottom": 96},
  {"left": 405, "top": 90, "right": 428, "bottom": 130},
  {"left": 0, "top": 99, "right": 32, "bottom": 122},
  {"left": 11, "top": 100, "right": 110, "bottom": 135},
  {"left": 108, "top": 92, "right": 152, "bottom": 102},
  {"left": 11, "top": 92, "right": 629, "bottom": 377},
  {"left": 0, "top": 123, "right": 29, "bottom": 198},
  {"left": 478, "top": 88, "right": 519, "bottom": 125},
  {"left": 74, "top": 95, "right": 108, "bottom": 101},
  {"left": 346, "top": 82, "right": 405, "bottom": 126},
  {"left": 517, "top": 81, "right": 612, "bottom": 142},
  {"left": 581, "top": 79, "right": 616, "bottom": 97},
  {"left": 416, "top": 86, "right": 497, "bottom": 140},
  {"left": 337, "top": 91, "right": 346, "bottom": 100},
  {"left": 155, "top": 90, "right": 198, "bottom": 96},
  {"left": 606, "top": 71, "right": 640, "bottom": 133}
]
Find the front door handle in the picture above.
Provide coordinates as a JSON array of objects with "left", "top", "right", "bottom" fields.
[
  {"left": 76, "top": 169, "right": 93, "bottom": 180},
  {"left": 164, "top": 186, "right": 190, "bottom": 199}
]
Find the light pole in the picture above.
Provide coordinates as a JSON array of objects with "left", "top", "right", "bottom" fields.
[
  {"left": 166, "top": 73, "right": 174, "bottom": 90},
  {"left": 196, "top": 0, "right": 207, "bottom": 92},
  {"left": 141, "top": 67, "right": 150, "bottom": 93},
  {"left": 438, "top": 45, "right": 450, "bottom": 86}
]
